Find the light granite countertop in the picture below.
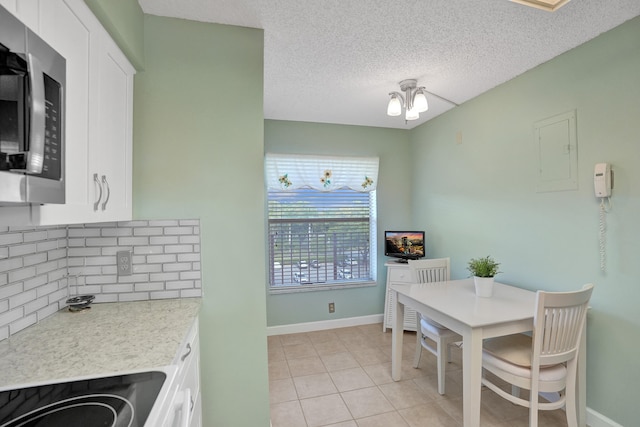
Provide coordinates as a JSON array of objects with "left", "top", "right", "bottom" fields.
[{"left": 0, "top": 298, "right": 201, "bottom": 388}]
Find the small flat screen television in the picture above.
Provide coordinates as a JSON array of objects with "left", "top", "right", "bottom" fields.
[{"left": 384, "top": 231, "right": 425, "bottom": 262}]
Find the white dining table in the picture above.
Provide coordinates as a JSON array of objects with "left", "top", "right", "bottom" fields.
[{"left": 390, "top": 278, "right": 587, "bottom": 427}]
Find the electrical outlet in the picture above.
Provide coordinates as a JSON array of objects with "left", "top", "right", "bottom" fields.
[
  {"left": 328, "top": 302, "right": 335, "bottom": 313},
  {"left": 116, "top": 250, "right": 132, "bottom": 276}
]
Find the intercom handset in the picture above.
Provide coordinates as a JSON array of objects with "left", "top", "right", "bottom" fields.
[
  {"left": 594, "top": 163, "right": 612, "bottom": 198},
  {"left": 594, "top": 163, "right": 613, "bottom": 272}
]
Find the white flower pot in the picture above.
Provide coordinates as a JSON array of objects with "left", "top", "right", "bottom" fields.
[{"left": 474, "top": 276, "right": 494, "bottom": 297}]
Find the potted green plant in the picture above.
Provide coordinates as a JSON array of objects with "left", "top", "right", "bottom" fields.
[{"left": 467, "top": 256, "right": 501, "bottom": 297}]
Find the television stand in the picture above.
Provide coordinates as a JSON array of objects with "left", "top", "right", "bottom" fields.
[
  {"left": 396, "top": 259, "right": 409, "bottom": 264},
  {"left": 382, "top": 261, "right": 417, "bottom": 332}
]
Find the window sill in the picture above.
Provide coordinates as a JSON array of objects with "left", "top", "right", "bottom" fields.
[{"left": 268, "top": 280, "right": 377, "bottom": 294}]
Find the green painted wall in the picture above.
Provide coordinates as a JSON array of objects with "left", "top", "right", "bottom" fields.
[
  {"left": 264, "top": 121, "right": 411, "bottom": 326},
  {"left": 132, "top": 16, "right": 268, "bottom": 427},
  {"left": 84, "top": 0, "right": 145, "bottom": 70},
  {"left": 409, "top": 16, "right": 640, "bottom": 426}
]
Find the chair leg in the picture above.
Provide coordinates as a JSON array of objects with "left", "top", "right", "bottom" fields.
[
  {"left": 529, "top": 376, "right": 540, "bottom": 427},
  {"left": 564, "top": 359, "right": 579, "bottom": 427},
  {"left": 436, "top": 338, "right": 446, "bottom": 395},
  {"left": 413, "top": 318, "right": 422, "bottom": 368}
]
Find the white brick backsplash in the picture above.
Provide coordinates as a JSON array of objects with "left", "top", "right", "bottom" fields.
[
  {"left": 133, "top": 227, "right": 164, "bottom": 236},
  {"left": 0, "top": 233, "right": 23, "bottom": 246},
  {"left": 0, "top": 283, "right": 22, "bottom": 300},
  {"left": 94, "top": 294, "right": 118, "bottom": 303},
  {"left": 119, "top": 292, "right": 149, "bottom": 302},
  {"left": 24, "top": 275, "right": 48, "bottom": 291},
  {"left": 23, "top": 253, "right": 48, "bottom": 267},
  {"left": 180, "top": 271, "right": 201, "bottom": 280},
  {"left": 178, "top": 253, "right": 200, "bottom": 262},
  {"left": 135, "top": 282, "right": 165, "bottom": 292},
  {"left": 163, "top": 263, "right": 192, "bottom": 272},
  {"left": 163, "top": 227, "right": 192, "bottom": 235},
  {"left": 24, "top": 231, "right": 48, "bottom": 242},
  {"left": 118, "top": 237, "right": 149, "bottom": 246},
  {"left": 36, "top": 281, "right": 59, "bottom": 298},
  {"left": 150, "top": 290, "right": 180, "bottom": 300},
  {"left": 0, "top": 257, "right": 23, "bottom": 272},
  {"left": 166, "top": 280, "right": 194, "bottom": 290},
  {"left": 10, "top": 289, "right": 37, "bottom": 309},
  {"left": 147, "top": 254, "right": 176, "bottom": 264},
  {"left": 9, "top": 243, "right": 37, "bottom": 257},
  {"left": 36, "top": 260, "right": 59, "bottom": 275},
  {"left": 150, "top": 272, "right": 180, "bottom": 282},
  {"left": 148, "top": 220, "right": 179, "bottom": 227},
  {"left": 24, "top": 296, "right": 48, "bottom": 314},
  {"left": 101, "top": 227, "right": 133, "bottom": 237},
  {"left": 181, "top": 289, "right": 202, "bottom": 298},
  {"left": 134, "top": 245, "right": 164, "bottom": 255},
  {"left": 0, "top": 220, "right": 201, "bottom": 343},
  {"left": 10, "top": 313, "right": 36, "bottom": 335},
  {"left": 86, "top": 237, "right": 118, "bottom": 247},
  {"left": 150, "top": 236, "right": 179, "bottom": 245},
  {"left": 179, "top": 235, "right": 200, "bottom": 244},
  {"left": 9, "top": 266, "right": 36, "bottom": 283},
  {"left": 37, "top": 303, "right": 60, "bottom": 321},
  {"left": 102, "top": 283, "right": 134, "bottom": 293},
  {"left": 0, "top": 307, "right": 23, "bottom": 327},
  {"left": 165, "top": 245, "right": 193, "bottom": 254}
]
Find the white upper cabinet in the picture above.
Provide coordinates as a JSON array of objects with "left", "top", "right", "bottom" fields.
[
  {"left": 33, "top": 0, "right": 134, "bottom": 225},
  {"left": 91, "top": 28, "right": 134, "bottom": 221}
]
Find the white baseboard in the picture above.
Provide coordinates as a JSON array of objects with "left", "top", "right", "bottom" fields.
[
  {"left": 266, "top": 314, "right": 384, "bottom": 336},
  {"left": 587, "top": 408, "right": 624, "bottom": 427}
]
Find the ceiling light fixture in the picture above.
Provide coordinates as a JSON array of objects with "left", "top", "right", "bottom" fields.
[
  {"left": 509, "top": 0, "right": 571, "bottom": 12},
  {"left": 387, "top": 79, "right": 429, "bottom": 121},
  {"left": 387, "top": 79, "right": 459, "bottom": 122}
]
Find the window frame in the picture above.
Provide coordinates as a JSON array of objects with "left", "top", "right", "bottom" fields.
[{"left": 267, "top": 187, "right": 377, "bottom": 293}]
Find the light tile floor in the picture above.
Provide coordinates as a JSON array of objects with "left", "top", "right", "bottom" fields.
[{"left": 268, "top": 323, "right": 571, "bottom": 427}]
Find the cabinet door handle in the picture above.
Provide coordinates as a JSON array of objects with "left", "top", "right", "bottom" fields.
[
  {"left": 181, "top": 343, "right": 192, "bottom": 361},
  {"left": 101, "top": 175, "right": 110, "bottom": 211},
  {"left": 93, "top": 173, "right": 102, "bottom": 211},
  {"left": 181, "top": 388, "right": 191, "bottom": 427}
]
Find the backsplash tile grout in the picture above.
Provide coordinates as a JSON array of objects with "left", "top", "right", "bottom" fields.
[{"left": 0, "top": 219, "right": 202, "bottom": 342}]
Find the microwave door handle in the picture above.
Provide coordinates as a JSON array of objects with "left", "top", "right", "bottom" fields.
[{"left": 26, "top": 53, "right": 46, "bottom": 174}]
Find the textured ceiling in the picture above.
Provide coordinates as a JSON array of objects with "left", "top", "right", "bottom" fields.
[{"left": 138, "top": 0, "right": 640, "bottom": 129}]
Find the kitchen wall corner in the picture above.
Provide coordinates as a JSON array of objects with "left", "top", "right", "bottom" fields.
[{"left": 0, "top": 225, "right": 68, "bottom": 341}]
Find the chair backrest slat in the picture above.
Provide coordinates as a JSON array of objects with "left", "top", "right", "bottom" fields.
[
  {"left": 534, "top": 284, "right": 593, "bottom": 366},
  {"left": 408, "top": 258, "right": 451, "bottom": 284}
]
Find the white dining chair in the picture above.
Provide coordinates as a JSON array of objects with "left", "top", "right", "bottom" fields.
[
  {"left": 481, "top": 283, "right": 594, "bottom": 427},
  {"left": 409, "top": 258, "right": 462, "bottom": 395}
]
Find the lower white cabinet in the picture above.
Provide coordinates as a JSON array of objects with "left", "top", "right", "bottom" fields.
[
  {"left": 383, "top": 261, "right": 418, "bottom": 332},
  {"left": 161, "top": 317, "right": 201, "bottom": 427}
]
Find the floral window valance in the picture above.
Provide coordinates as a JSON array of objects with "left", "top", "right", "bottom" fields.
[{"left": 265, "top": 153, "right": 379, "bottom": 192}]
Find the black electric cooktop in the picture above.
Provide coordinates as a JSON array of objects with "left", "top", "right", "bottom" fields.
[{"left": 0, "top": 371, "right": 166, "bottom": 427}]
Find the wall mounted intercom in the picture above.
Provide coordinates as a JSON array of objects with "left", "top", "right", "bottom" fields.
[
  {"left": 594, "top": 163, "right": 613, "bottom": 272},
  {"left": 594, "top": 163, "right": 612, "bottom": 198}
]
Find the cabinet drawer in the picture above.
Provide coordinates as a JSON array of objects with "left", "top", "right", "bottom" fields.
[{"left": 388, "top": 267, "right": 411, "bottom": 283}]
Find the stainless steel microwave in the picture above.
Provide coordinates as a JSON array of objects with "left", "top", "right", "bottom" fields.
[{"left": 0, "top": 5, "right": 65, "bottom": 205}]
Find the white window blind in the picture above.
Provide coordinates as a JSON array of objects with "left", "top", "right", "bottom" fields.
[{"left": 265, "top": 154, "right": 378, "bottom": 289}]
